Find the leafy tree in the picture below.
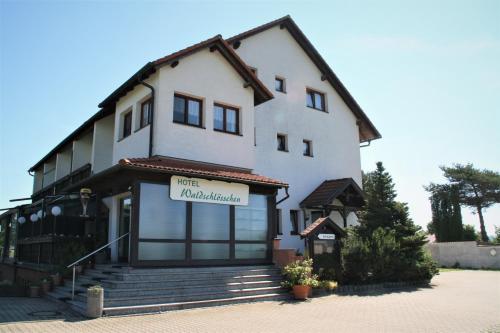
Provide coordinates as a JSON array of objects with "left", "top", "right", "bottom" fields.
[
  {"left": 462, "top": 224, "right": 479, "bottom": 241},
  {"left": 425, "top": 184, "right": 463, "bottom": 242},
  {"left": 440, "top": 164, "right": 500, "bottom": 242}
]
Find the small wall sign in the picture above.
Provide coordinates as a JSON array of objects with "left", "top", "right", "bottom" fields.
[
  {"left": 170, "top": 175, "right": 249, "bottom": 206},
  {"left": 317, "top": 233, "right": 335, "bottom": 240}
]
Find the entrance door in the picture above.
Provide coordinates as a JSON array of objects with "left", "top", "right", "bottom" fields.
[{"left": 118, "top": 197, "right": 131, "bottom": 263}]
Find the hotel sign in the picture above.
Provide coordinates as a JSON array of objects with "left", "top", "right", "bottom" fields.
[{"left": 170, "top": 175, "right": 249, "bottom": 206}]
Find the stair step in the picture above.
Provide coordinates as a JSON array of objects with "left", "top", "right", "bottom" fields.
[
  {"left": 103, "top": 280, "right": 282, "bottom": 298},
  {"left": 114, "top": 269, "right": 281, "bottom": 281},
  {"left": 100, "top": 286, "right": 287, "bottom": 307},
  {"left": 103, "top": 293, "right": 290, "bottom": 316}
]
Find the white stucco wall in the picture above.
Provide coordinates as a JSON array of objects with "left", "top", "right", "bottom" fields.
[
  {"left": 33, "top": 169, "right": 43, "bottom": 193},
  {"left": 92, "top": 114, "right": 115, "bottom": 173},
  {"left": 55, "top": 146, "right": 72, "bottom": 180},
  {"left": 112, "top": 82, "right": 154, "bottom": 164},
  {"left": 233, "top": 26, "right": 362, "bottom": 250},
  {"left": 153, "top": 48, "right": 255, "bottom": 169},
  {"left": 427, "top": 241, "right": 500, "bottom": 269},
  {"left": 72, "top": 131, "right": 93, "bottom": 170}
]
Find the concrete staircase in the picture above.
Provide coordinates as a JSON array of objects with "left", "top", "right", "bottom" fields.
[{"left": 46, "top": 264, "right": 289, "bottom": 316}]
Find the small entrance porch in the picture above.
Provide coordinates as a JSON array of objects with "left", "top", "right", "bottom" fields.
[{"left": 299, "top": 178, "right": 365, "bottom": 279}]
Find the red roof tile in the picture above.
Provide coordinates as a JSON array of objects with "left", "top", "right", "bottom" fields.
[
  {"left": 119, "top": 156, "right": 288, "bottom": 187},
  {"left": 300, "top": 216, "right": 346, "bottom": 238}
]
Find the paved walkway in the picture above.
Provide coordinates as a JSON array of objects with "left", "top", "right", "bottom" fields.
[{"left": 0, "top": 270, "right": 499, "bottom": 333}]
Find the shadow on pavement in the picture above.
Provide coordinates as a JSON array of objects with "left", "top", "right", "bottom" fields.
[{"left": 0, "top": 297, "right": 89, "bottom": 325}]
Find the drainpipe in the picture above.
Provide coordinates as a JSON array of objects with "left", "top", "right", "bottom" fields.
[
  {"left": 138, "top": 78, "right": 155, "bottom": 158},
  {"left": 276, "top": 187, "right": 289, "bottom": 205}
]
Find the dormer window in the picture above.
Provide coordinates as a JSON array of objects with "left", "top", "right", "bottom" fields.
[
  {"left": 306, "top": 89, "right": 326, "bottom": 112},
  {"left": 140, "top": 98, "right": 152, "bottom": 128},
  {"left": 214, "top": 104, "right": 239, "bottom": 135},
  {"left": 122, "top": 111, "right": 132, "bottom": 138},
  {"left": 173, "top": 94, "right": 202, "bottom": 127}
]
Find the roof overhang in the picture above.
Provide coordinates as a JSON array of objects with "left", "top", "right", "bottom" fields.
[
  {"left": 300, "top": 217, "right": 346, "bottom": 239},
  {"left": 98, "top": 35, "right": 273, "bottom": 110},
  {"left": 300, "top": 178, "right": 365, "bottom": 208}
]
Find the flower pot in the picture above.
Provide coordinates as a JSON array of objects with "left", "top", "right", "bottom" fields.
[
  {"left": 293, "top": 285, "right": 310, "bottom": 300},
  {"left": 40, "top": 281, "right": 51, "bottom": 294},
  {"left": 29, "top": 286, "right": 40, "bottom": 298},
  {"left": 51, "top": 274, "right": 61, "bottom": 287},
  {"left": 86, "top": 288, "right": 104, "bottom": 318}
]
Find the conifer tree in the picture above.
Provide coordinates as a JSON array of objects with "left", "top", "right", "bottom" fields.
[{"left": 426, "top": 184, "right": 463, "bottom": 242}]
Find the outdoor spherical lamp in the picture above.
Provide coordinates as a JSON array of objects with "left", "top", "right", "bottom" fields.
[
  {"left": 37, "top": 210, "right": 45, "bottom": 219},
  {"left": 17, "top": 216, "right": 26, "bottom": 224},
  {"left": 51, "top": 206, "right": 62, "bottom": 216},
  {"left": 30, "top": 213, "right": 38, "bottom": 222}
]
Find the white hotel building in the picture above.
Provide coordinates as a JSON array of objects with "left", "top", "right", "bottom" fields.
[{"left": 3, "top": 16, "right": 380, "bottom": 271}]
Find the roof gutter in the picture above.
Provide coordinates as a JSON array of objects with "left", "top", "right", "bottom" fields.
[{"left": 138, "top": 77, "right": 155, "bottom": 158}]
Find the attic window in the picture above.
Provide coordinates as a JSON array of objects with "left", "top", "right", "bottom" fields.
[{"left": 306, "top": 89, "right": 326, "bottom": 112}]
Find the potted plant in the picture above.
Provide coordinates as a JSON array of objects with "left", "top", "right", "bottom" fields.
[
  {"left": 282, "top": 259, "right": 319, "bottom": 300},
  {"left": 322, "top": 280, "right": 338, "bottom": 293},
  {"left": 51, "top": 271, "right": 62, "bottom": 287},
  {"left": 40, "top": 278, "right": 51, "bottom": 294},
  {"left": 29, "top": 283, "right": 40, "bottom": 298},
  {"left": 86, "top": 285, "right": 104, "bottom": 318}
]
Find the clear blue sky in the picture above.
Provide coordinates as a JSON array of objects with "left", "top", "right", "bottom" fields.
[{"left": 1, "top": 0, "right": 499, "bottom": 235}]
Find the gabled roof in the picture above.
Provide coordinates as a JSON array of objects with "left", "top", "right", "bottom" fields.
[
  {"left": 98, "top": 35, "right": 273, "bottom": 109},
  {"left": 300, "top": 178, "right": 364, "bottom": 208},
  {"left": 119, "top": 156, "right": 288, "bottom": 188},
  {"left": 227, "top": 15, "right": 381, "bottom": 143},
  {"left": 29, "top": 36, "right": 274, "bottom": 172},
  {"left": 300, "top": 216, "right": 346, "bottom": 238}
]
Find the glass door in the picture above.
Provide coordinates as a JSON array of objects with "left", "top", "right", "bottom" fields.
[{"left": 118, "top": 197, "right": 131, "bottom": 263}]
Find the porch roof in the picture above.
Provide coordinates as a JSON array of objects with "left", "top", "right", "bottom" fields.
[
  {"left": 300, "top": 216, "right": 346, "bottom": 238},
  {"left": 300, "top": 178, "right": 364, "bottom": 208},
  {"left": 118, "top": 156, "right": 288, "bottom": 188}
]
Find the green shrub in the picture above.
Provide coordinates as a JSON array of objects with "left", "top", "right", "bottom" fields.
[{"left": 341, "top": 227, "right": 438, "bottom": 284}]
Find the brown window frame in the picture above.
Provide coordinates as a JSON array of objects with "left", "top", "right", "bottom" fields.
[
  {"left": 290, "top": 210, "right": 299, "bottom": 235},
  {"left": 173, "top": 94, "right": 203, "bottom": 128},
  {"left": 303, "top": 139, "right": 313, "bottom": 157},
  {"left": 277, "top": 134, "right": 288, "bottom": 152},
  {"left": 122, "top": 111, "right": 132, "bottom": 138},
  {"left": 306, "top": 88, "right": 326, "bottom": 112},
  {"left": 213, "top": 103, "right": 240, "bottom": 135},
  {"left": 140, "top": 98, "right": 152, "bottom": 129},
  {"left": 275, "top": 77, "right": 285, "bottom": 93}
]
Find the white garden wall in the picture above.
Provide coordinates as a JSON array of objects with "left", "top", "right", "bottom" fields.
[{"left": 426, "top": 241, "right": 500, "bottom": 269}]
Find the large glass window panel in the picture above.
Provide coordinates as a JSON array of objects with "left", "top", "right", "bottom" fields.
[
  {"left": 187, "top": 99, "right": 201, "bottom": 125},
  {"left": 138, "top": 242, "right": 185, "bottom": 260},
  {"left": 235, "top": 194, "right": 268, "bottom": 241},
  {"left": 226, "top": 109, "right": 237, "bottom": 133},
  {"left": 192, "top": 243, "right": 229, "bottom": 260},
  {"left": 192, "top": 203, "right": 229, "bottom": 240},
  {"left": 235, "top": 244, "right": 267, "bottom": 259},
  {"left": 173, "top": 95, "right": 185, "bottom": 123},
  {"left": 214, "top": 105, "right": 224, "bottom": 131},
  {"left": 139, "top": 183, "right": 186, "bottom": 239}
]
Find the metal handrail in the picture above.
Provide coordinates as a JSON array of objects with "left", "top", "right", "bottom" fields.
[{"left": 67, "top": 232, "right": 129, "bottom": 299}]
